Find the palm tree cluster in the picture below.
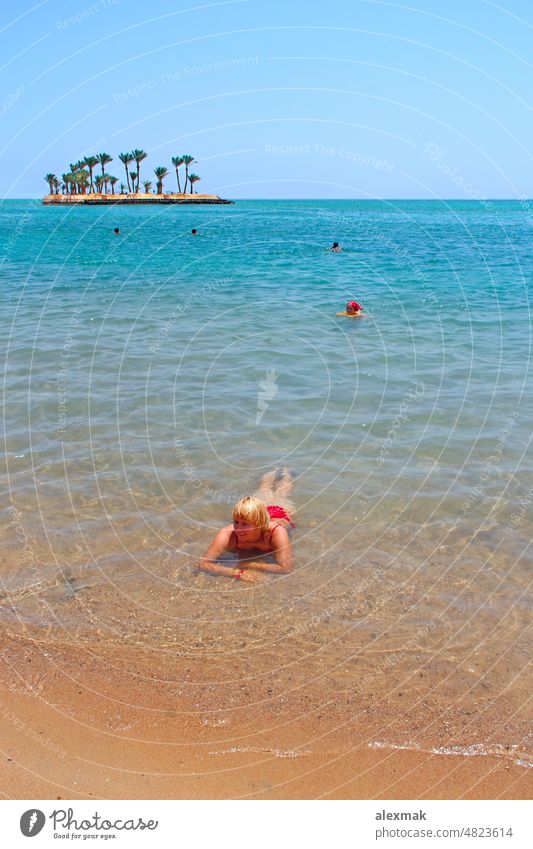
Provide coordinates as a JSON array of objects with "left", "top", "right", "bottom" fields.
[{"left": 45, "top": 150, "right": 202, "bottom": 196}]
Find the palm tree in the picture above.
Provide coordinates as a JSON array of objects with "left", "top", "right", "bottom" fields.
[
  {"left": 119, "top": 152, "right": 133, "bottom": 193},
  {"left": 109, "top": 176, "right": 118, "bottom": 195},
  {"left": 98, "top": 152, "right": 113, "bottom": 179},
  {"left": 119, "top": 182, "right": 125, "bottom": 194},
  {"left": 78, "top": 169, "right": 90, "bottom": 194},
  {"left": 188, "top": 173, "right": 201, "bottom": 194},
  {"left": 69, "top": 164, "right": 80, "bottom": 192},
  {"left": 154, "top": 166, "right": 169, "bottom": 194},
  {"left": 44, "top": 173, "right": 56, "bottom": 194},
  {"left": 62, "top": 172, "right": 74, "bottom": 194},
  {"left": 171, "top": 156, "right": 184, "bottom": 193},
  {"left": 94, "top": 174, "right": 104, "bottom": 194},
  {"left": 53, "top": 177, "right": 60, "bottom": 195},
  {"left": 132, "top": 149, "right": 147, "bottom": 192},
  {"left": 73, "top": 171, "right": 85, "bottom": 194},
  {"left": 142, "top": 180, "right": 152, "bottom": 194},
  {"left": 83, "top": 155, "right": 99, "bottom": 192},
  {"left": 181, "top": 155, "right": 194, "bottom": 193},
  {"left": 129, "top": 171, "right": 138, "bottom": 193}
]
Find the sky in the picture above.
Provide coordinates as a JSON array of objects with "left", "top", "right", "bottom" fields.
[{"left": 1, "top": 0, "right": 532, "bottom": 198}]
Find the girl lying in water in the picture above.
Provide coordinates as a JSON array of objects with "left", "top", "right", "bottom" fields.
[{"left": 198, "top": 469, "right": 295, "bottom": 582}]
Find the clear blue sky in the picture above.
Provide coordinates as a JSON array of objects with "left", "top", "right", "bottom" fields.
[{"left": 2, "top": 0, "right": 532, "bottom": 198}]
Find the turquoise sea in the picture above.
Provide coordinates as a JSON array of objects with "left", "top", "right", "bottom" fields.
[{"left": 1, "top": 199, "right": 531, "bottom": 760}]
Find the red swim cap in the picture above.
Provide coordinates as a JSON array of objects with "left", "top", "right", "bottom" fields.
[{"left": 347, "top": 300, "right": 362, "bottom": 311}]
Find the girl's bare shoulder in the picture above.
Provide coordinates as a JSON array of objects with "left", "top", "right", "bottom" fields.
[
  {"left": 214, "top": 524, "right": 234, "bottom": 543},
  {"left": 270, "top": 522, "right": 290, "bottom": 541}
]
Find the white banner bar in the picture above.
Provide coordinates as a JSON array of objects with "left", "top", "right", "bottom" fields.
[{"left": 2, "top": 799, "right": 531, "bottom": 847}]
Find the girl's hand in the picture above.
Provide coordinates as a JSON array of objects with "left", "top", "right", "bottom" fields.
[{"left": 239, "top": 570, "right": 267, "bottom": 583}]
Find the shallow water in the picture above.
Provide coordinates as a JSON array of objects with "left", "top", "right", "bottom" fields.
[{"left": 0, "top": 199, "right": 531, "bottom": 757}]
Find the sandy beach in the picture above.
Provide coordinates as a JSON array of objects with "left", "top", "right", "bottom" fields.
[{"left": 0, "top": 631, "right": 530, "bottom": 800}]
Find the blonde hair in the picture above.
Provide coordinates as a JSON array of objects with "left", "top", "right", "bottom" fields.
[{"left": 232, "top": 496, "right": 269, "bottom": 530}]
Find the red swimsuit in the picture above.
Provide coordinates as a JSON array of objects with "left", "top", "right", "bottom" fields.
[
  {"left": 266, "top": 504, "right": 295, "bottom": 527},
  {"left": 231, "top": 505, "right": 295, "bottom": 551},
  {"left": 231, "top": 523, "right": 282, "bottom": 551}
]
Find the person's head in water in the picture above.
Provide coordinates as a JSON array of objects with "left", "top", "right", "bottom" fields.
[
  {"left": 336, "top": 299, "right": 363, "bottom": 318},
  {"left": 346, "top": 300, "right": 362, "bottom": 315},
  {"left": 114, "top": 227, "right": 120, "bottom": 234},
  {"left": 191, "top": 228, "right": 197, "bottom": 235},
  {"left": 232, "top": 496, "right": 269, "bottom": 544},
  {"left": 331, "top": 241, "right": 341, "bottom": 252}
]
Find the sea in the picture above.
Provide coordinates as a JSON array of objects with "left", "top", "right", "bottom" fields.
[{"left": 0, "top": 199, "right": 531, "bottom": 763}]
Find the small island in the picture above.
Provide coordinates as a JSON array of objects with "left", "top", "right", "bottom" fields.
[{"left": 43, "top": 149, "right": 232, "bottom": 205}]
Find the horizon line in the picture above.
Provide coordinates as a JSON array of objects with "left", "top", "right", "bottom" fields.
[{"left": 2, "top": 196, "right": 532, "bottom": 202}]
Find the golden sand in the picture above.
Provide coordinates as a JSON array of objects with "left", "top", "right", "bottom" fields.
[{"left": 0, "top": 632, "right": 530, "bottom": 800}]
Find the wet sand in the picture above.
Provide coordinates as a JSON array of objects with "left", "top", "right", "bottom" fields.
[{"left": 0, "top": 632, "right": 530, "bottom": 800}]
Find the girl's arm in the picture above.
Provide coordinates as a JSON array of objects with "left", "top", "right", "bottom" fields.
[
  {"left": 197, "top": 527, "right": 237, "bottom": 577},
  {"left": 244, "top": 526, "right": 293, "bottom": 574},
  {"left": 197, "top": 527, "right": 265, "bottom": 581}
]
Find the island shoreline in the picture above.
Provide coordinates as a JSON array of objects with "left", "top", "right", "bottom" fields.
[{"left": 42, "top": 193, "right": 233, "bottom": 205}]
